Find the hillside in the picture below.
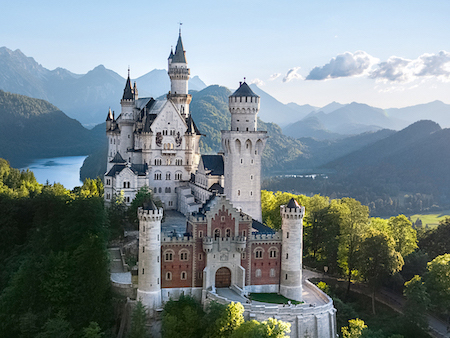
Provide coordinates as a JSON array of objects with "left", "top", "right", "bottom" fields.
[
  {"left": 323, "top": 120, "right": 450, "bottom": 195},
  {"left": 0, "top": 90, "right": 104, "bottom": 167}
]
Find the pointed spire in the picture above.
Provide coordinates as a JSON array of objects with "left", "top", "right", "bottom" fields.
[
  {"left": 168, "top": 46, "right": 174, "bottom": 60},
  {"left": 172, "top": 29, "right": 187, "bottom": 63},
  {"left": 106, "top": 107, "right": 113, "bottom": 121},
  {"left": 122, "top": 68, "right": 134, "bottom": 100}
]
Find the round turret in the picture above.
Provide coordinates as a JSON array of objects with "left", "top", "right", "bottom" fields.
[
  {"left": 137, "top": 202, "right": 164, "bottom": 310},
  {"left": 279, "top": 198, "right": 304, "bottom": 302},
  {"left": 228, "top": 82, "right": 260, "bottom": 132}
]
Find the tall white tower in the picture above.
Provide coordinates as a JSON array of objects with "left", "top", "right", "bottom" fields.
[
  {"left": 137, "top": 201, "right": 163, "bottom": 310},
  {"left": 117, "top": 70, "right": 135, "bottom": 162},
  {"left": 222, "top": 82, "right": 268, "bottom": 222},
  {"left": 167, "top": 29, "right": 191, "bottom": 118},
  {"left": 280, "top": 198, "right": 304, "bottom": 302}
]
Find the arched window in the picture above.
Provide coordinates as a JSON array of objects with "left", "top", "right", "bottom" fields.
[
  {"left": 226, "top": 229, "right": 231, "bottom": 237},
  {"left": 255, "top": 269, "right": 262, "bottom": 278},
  {"left": 166, "top": 172, "right": 171, "bottom": 180},
  {"left": 254, "top": 248, "right": 263, "bottom": 259},
  {"left": 214, "top": 229, "right": 220, "bottom": 239},
  {"left": 164, "top": 250, "right": 174, "bottom": 262},
  {"left": 159, "top": 187, "right": 162, "bottom": 193},
  {"left": 154, "top": 172, "right": 162, "bottom": 180},
  {"left": 269, "top": 247, "right": 278, "bottom": 258},
  {"left": 181, "top": 271, "right": 187, "bottom": 280},
  {"left": 179, "top": 249, "right": 189, "bottom": 261},
  {"left": 166, "top": 272, "right": 172, "bottom": 280}
]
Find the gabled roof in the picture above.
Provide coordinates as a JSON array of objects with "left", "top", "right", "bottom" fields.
[
  {"left": 208, "top": 183, "right": 224, "bottom": 194},
  {"left": 201, "top": 155, "right": 224, "bottom": 176},
  {"left": 230, "top": 82, "right": 259, "bottom": 98},
  {"left": 251, "top": 219, "right": 276, "bottom": 234},
  {"left": 122, "top": 75, "right": 134, "bottom": 100},
  {"left": 105, "top": 163, "right": 148, "bottom": 177},
  {"left": 110, "top": 152, "right": 126, "bottom": 164},
  {"left": 186, "top": 115, "right": 202, "bottom": 135},
  {"left": 286, "top": 198, "right": 300, "bottom": 209},
  {"left": 172, "top": 34, "right": 187, "bottom": 63}
]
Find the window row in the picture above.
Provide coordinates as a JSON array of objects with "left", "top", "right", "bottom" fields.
[
  {"left": 154, "top": 172, "right": 183, "bottom": 180},
  {"left": 200, "top": 229, "right": 247, "bottom": 238},
  {"left": 254, "top": 268, "right": 276, "bottom": 278},
  {"left": 164, "top": 249, "right": 190, "bottom": 262},
  {"left": 165, "top": 271, "right": 187, "bottom": 280},
  {"left": 153, "top": 187, "right": 173, "bottom": 194},
  {"left": 254, "top": 247, "right": 279, "bottom": 259}
]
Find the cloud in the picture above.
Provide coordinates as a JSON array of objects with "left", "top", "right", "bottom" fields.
[
  {"left": 269, "top": 73, "right": 281, "bottom": 81},
  {"left": 306, "top": 51, "right": 378, "bottom": 80},
  {"left": 283, "top": 67, "right": 303, "bottom": 82},
  {"left": 370, "top": 51, "right": 450, "bottom": 83},
  {"left": 249, "top": 78, "right": 264, "bottom": 86}
]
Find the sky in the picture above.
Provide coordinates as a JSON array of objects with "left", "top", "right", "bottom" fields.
[{"left": 2, "top": 0, "right": 450, "bottom": 108}]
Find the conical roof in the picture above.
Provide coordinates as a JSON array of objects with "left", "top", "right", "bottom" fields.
[
  {"left": 106, "top": 108, "right": 113, "bottom": 121},
  {"left": 286, "top": 198, "right": 300, "bottom": 209},
  {"left": 230, "top": 82, "right": 259, "bottom": 98},
  {"left": 122, "top": 74, "right": 134, "bottom": 100},
  {"left": 172, "top": 34, "right": 187, "bottom": 63}
]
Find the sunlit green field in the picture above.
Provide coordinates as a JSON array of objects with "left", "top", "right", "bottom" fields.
[{"left": 408, "top": 210, "right": 450, "bottom": 229}]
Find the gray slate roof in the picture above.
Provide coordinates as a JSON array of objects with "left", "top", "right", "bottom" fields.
[
  {"left": 230, "top": 82, "right": 259, "bottom": 98},
  {"left": 105, "top": 163, "right": 148, "bottom": 177},
  {"left": 208, "top": 183, "right": 224, "bottom": 194},
  {"left": 172, "top": 34, "right": 186, "bottom": 63},
  {"left": 110, "top": 152, "right": 126, "bottom": 164},
  {"left": 201, "top": 155, "right": 224, "bottom": 176},
  {"left": 286, "top": 198, "right": 300, "bottom": 209},
  {"left": 122, "top": 76, "right": 134, "bottom": 100},
  {"left": 251, "top": 219, "right": 276, "bottom": 234}
]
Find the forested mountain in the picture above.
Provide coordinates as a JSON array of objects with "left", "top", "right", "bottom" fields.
[
  {"left": 323, "top": 120, "right": 450, "bottom": 196},
  {"left": 0, "top": 90, "right": 104, "bottom": 167}
]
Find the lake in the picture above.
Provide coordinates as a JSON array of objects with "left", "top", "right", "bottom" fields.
[{"left": 21, "top": 156, "right": 88, "bottom": 190}]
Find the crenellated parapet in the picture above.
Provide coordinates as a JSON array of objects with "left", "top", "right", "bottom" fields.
[
  {"left": 162, "top": 235, "right": 195, "bottom": 244},
  {"left": 138, "top": 207, "right": 163, "bottom": 222},
  {"left": 249, "top": 232, "right": 282, "bottom": 242},
  {"left": 280, "top": 204, "right": 305, "bottom": 220}
]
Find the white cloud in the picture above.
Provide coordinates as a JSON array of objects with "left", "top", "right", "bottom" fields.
[
  {"left": 283, "top": 67, "right": 303, "bottom": 82},
  {"left": 306, "top": 51, "right": 378, "bottom": 80},
  {"left": 370, "top": 51, "right": 450, "bottom": 83},
  {"left": 249, "top": 78, "right": 264, "bottom": 86},
  {"left": 269, "top": 73, "right": 281, "bottom": 81}
]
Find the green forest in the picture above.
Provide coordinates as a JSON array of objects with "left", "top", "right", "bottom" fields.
[{"left": 2, "top": 158, "right": 450, "bottom": 337}]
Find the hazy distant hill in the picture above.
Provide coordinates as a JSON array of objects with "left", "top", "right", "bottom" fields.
[
  {"left": 0, "top": 90, "right": 104, "bottom": 167},
  {"left": 0, "top": 47, "right": 206, "bottom": 127},
  {"left": 249, "top": 84, "right": 306, "bottom": 127},
  {"left": 386, "top": 100, "right": 450, "bottom": 128},
  {"left": 283, "top": 116, "right": 343, "bottom": 140},
  {"left": 323, "top": 120, "right": 450, "bottom": 194}
]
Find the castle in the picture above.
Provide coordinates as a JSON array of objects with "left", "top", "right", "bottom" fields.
[{"left": 106, "top": 32, "right": 337, "bottom": 337}]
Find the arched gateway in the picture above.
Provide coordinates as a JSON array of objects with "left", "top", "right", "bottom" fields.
[{"left": 215, "top": 267, "right": 231, "bottom": 288}]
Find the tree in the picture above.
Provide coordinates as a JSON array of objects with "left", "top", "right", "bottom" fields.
[
  {"left": 341, "top": 318, "right": 367, "bottom": 338},
  {"left": 205, "top": 302, "right": 244, "bottom": 338},
  {"left": 229, "top": 318, "right": 290, "bottom": 338},
  {"left": 403, "top": 275, "right": 430, "bottom": 329},
  {"left": 128, "top": 300, "right": 150, "bottom": 338},
  {"left": 357, "top": 230, "right": 404, "bottom": 314},
  {"left": 128, "top": 187, "right": 162, "bottom": 227},
  {"left": 82, "top": 322, "right": 104, "bottom": 338},
  {"left": 424, "top": 254, "right": 450, "bottom": 313},
  {"left": 418, "top": 218, "right": 450, "bottom": 260},
  {"left": 387, "top": 215, "right": 417, "bottom": 258},
  {"left": 336, "top": 198, "right": 370, "bottom": 294},
  {"left": 162, "top": 295, "right": 205, "bottom": 338}
]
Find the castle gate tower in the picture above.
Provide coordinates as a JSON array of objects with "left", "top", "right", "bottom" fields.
[
  {"left": 137, "top": 201, "right": 163, "bottom": 310},
  {"left": 167, "top": 29, "right": 191, "bottom": 119},
  {"left": 221, "top": 82, "right": 268, "bottom": 222},
  {"left": 279, "top": 198, "right": 304, "bottom": 302}
]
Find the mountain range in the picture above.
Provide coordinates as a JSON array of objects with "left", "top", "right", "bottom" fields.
[{"left": 4, "top": 46, "right": 450, "bottom": 137}]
